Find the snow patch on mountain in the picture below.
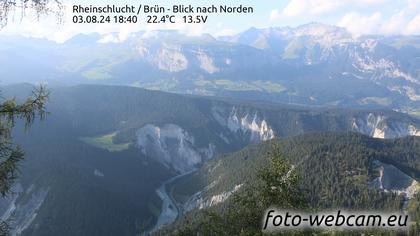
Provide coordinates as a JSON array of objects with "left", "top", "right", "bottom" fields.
[
  {"left": 212, "top": 106, "right": 275, "bottom": 143},
  {"left": 351, "top": 113, "right": 420, "bottom": 139},
  {"left": 136, "top": 124, "right": 214, "bottom": 173}
]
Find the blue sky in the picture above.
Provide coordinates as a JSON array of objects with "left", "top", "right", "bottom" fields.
[{"left": 1, "top": 0, "right": 419, "bottom": 42}]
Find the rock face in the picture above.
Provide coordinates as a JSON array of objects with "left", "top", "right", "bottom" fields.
[
  {"left": 183, "top": 184, "right": 243, "bottom": 213},
  {"left": 196, "top": 49, "right": 219, "bottom": 74},
  {"left": 225, "top": 109, "right": 275, "bottom": 142},
  {"left": 135, "top": 107, "right": 420, "bottom": 173},
  {"left": 0, "top": 184, "right": 49, "bottom": 235},
  {"left": 351, "top": 113, "right": 420, "bottom": 139},
  {"left": 370, "top": 161, "right": 420, "bottom": 199},
  {"left": 134, "top": 106, "right": 277, "bottom": 173},
  {"left": 156, "top": 44, "right": 189, "bottom": 72},
  {"left": 212, "top": 106, "right": 275, "bottom": 143},
  {"left": 136, "top": 124, "right": 215, "bottom": 173}
]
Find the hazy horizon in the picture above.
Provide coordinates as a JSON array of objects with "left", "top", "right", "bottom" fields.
[{"left": 1, "top": 0, "right": 419, "bottom": 42}]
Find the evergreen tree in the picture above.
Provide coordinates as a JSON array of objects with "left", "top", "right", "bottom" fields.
[
  {"left": 0, "top": 0, "right": 63, "bottom": 27},
  {"left": 0, "top": 86, "right": 49, "bottom": 235},
  {"left": 175, "top": 146, "right": 307, "bottom": 235}
]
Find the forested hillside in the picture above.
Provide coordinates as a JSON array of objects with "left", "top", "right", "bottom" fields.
[
  {"left": 165, "top": 132, "right": 420, "bottom": 235},
  {"left": 0, "top": 84, "right": 418, "bottom": 235}
]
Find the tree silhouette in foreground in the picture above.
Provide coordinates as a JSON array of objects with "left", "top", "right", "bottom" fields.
[
  {"left": 0, "top": 86, "right": 49, "bottom": 235},
  {"left": 175, "top": 147, "right": 307, "bottom": 235},
  {"left": 0, "top": 0, "right": 63, "bottom": 27}
]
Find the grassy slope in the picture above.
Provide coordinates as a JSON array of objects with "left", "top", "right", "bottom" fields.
[{"left": 80, "top": 132, "right": 131, "bottom": 152}]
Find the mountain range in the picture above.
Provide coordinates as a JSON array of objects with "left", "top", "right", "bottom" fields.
[
  {"left": 1, "top": 22, "right": 420, "bottom": 236},
  {"left": 1, "top": 23, "right": 419, "bottom": 115}
]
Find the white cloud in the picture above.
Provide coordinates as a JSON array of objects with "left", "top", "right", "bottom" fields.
[
  {"left": 213, "top": 28, "right": 236, "bottom": 37},
  {"left": 338, "top": 3, "right": 420, "bottom": 37},
  {"left": 281, "top": 0, "right": 388, "bottom": 17},
  {"left": 309, "top": 0, "right": 343, "bottom": 15},
  {"left": 407, "top": 0, "right": 420, "bottom": 11},
  {"left": 282, "top": 0, "right": 310, "bottom": 17},
  {"left": 281, "top": 0, "right": 342, "bottom": 17},
  {"left": 381, "top": 10, "right": 407, "bottom": 35},
  {"left": 330, "top": 0, "right": 420, "bottom": 36},
  {"left": 338, "top": 12, "right": 382, "bottom": 36},
  {"left": 405, "top": 14, "right": 420, "bottom": 35},
  {"left": 359, "top": 0, "right": 388, "bottom": 3},
  {"left": 270, "top": 9, "right": 281, "bottom": 21}
]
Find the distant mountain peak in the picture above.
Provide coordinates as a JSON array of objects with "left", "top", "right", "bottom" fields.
[
  {"left": 293, "top": 22, "right": 349, "bottom": 37},
  {"left": 219, "top": 23, "right": 353, "bottom": 50}
]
